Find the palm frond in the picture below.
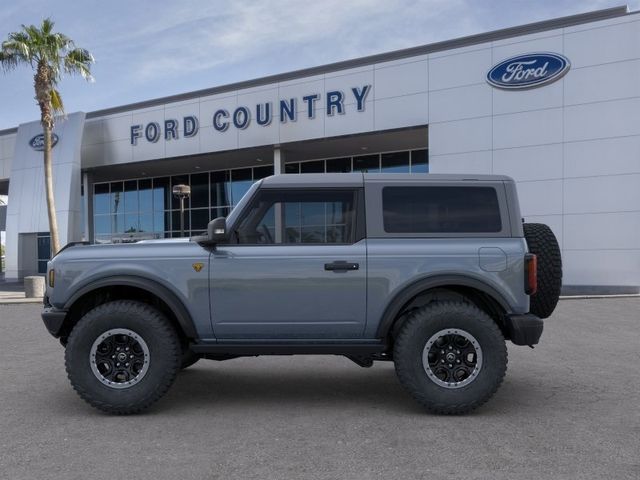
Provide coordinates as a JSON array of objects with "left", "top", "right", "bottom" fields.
[
  {"left": 50, "top": 88, "right": 64, "bottom": 114},
  {"left": 41, "top": 18, "right": 55, "bottom": 36},
  {"left": 1, "top": 17, "right": 95, "bottom": 118},
  {"left": 0, "top": 50, "right": 18, "bottom": 71},
  {"left": 64, "top": 48, "right": 94, "bottom": 81}
]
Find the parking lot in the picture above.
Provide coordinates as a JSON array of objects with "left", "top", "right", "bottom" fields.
[{"left": 0, "top": 298, "right": 638, "bottom": 480}]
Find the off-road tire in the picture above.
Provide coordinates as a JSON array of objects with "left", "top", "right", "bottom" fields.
[
  {"left": 394, "top": 301, "right": 507, "bottom": 415},
  {"left": 65, "top": 300, "right": 181, "bottom": 414},
  {"left": 523, "top": 223, "right": 562, "bottom": 319}
]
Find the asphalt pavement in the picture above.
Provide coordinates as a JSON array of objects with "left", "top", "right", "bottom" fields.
[{"left": 0, "top": 298, "right": 638, "bottom": 480}]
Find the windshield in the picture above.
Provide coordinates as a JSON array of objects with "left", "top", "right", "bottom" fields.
[{"left": 224, "top": 179, "right": 263, "bottom": 229}]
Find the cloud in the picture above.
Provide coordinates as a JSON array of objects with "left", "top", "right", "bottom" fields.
[
  {"left": 103, "top": 0, "right": 472, "bottom": 83},
  {"left": 2, "top": 0, "right": 640, "bottom": 130}
]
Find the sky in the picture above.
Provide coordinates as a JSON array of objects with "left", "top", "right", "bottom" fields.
[{"left": 0, "top": 0, "right": 638, "bottom": 130}]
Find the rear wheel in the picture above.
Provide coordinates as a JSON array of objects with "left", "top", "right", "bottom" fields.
[
  {"left": 523, "top": 222, "right": 562, "bottom": 319},
  {"left": 65, "top": 300, "right": 181, "bottom": 414},
  {"left": 394, "top": 301, "right": 507, "bottom": 414}
]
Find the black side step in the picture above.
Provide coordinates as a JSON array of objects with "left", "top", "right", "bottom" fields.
[{"left": 190, "top": 341, "right": 387, "bottom": 356}]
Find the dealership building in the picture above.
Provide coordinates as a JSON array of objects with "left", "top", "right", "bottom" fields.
[{"left": 0, "top": 5, "right": 638, "bottom": 293}]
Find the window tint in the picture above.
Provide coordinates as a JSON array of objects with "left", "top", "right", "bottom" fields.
[
  {"left": 382, "top": 186, "right": 502, "bottom": 233},
  {"left": 236, "top": 190, "right": 356, "bottom": 244}
]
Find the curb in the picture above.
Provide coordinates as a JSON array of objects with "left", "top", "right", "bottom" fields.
[
  {"left": 560, "top": 294, "right": 640, "bottom": 300},
  {"left": 0, "top": 298, "right": 44, "bottom": 305}
]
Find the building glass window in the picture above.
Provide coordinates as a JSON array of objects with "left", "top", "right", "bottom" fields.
[
  {"left": 139, "top": 179, "right": 153, "bottom": 213},
  {"left": 94, "top": 183, "right": 110, "bottom": 215},
  {"left": 285, "top": 148, "right": 428, "bottom": 175},
  {"left": 353, "top": 154, "right": 380, "bottom": 173},
  {"left": 93, "top": 165, "right": 270, "bottom": 242},
  {"left": 381, "top": 151, "right": 410, "bottom": 173},
  {"left": 300, "top": 160, "right": 325, "bottom": 173},
  {"left": 230, "top": 168, "right": 253, "bottom": 205},
  {"left": 37, "top": 232, "right": 50, "bottom": 274},
  {"left": 211, "top": 171, "right": 231, "bottom": 209},
  {"left": 285, "top": 163, "right": 300, "bottom": 174},
  {"left": 411, "top": 149, "right": 429, "bottom": 173},
  {"left": 153, "top": 177, "right": 170, "bottom": 212},
  {"left": 253, "top": 165, "right": 273, "bottom": 180},
  {"left": 326, "top": 157, "right": 351, "bottom": 173},
  {"left": 190, "top": 173, "right": 209, "bottom": 208}
]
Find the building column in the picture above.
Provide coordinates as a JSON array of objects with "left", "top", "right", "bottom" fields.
[
  {"left": 272, "top": 146, "right": 286, "bottom": 242},
  {"left": 82, "top": 172, "right": 92, "bottom": 242},
  {"left": 273, "top": 146, "right": 285, "bottom": 175}
]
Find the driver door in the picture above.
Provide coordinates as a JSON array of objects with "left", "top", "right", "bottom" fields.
[{"left": 210, "top": 188, "right": 367, "bottom": 339}]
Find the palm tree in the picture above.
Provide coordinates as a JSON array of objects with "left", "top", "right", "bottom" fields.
[{"left": 0, "top": 18, "right": 93, "bottom": 254}]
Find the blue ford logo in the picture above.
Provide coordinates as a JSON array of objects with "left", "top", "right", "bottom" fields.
[
  {"left": 29, "top": 133, "right": 59, "bottom": 151},
  {"left": 487, "top": 53, "right": 570, "bottom": 90}
]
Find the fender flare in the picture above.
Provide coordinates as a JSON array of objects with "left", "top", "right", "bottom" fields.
[
  {"left": 63, "top": 275, "right": 197, "bottom": 338},
  {"left": 375, "top": 274, "right": 511, "bottom": 338}
]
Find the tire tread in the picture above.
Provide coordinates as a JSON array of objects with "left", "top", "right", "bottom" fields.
[
  {"left": 65, "top": 300, "right": 181, "bottom": 415},
  {"left": 523, "top": 223, "right": 563, "bottom": 319},
  {"left": 394, "top": 301, "right": 507, "bottom": 415}
]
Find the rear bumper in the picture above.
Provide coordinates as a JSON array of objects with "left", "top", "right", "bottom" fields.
[
  {"left": 505, "top": 313, "right": 543, "bottom": 346},
  {"left": 41, "top": 307, "right": 68, "bottom": 338}
]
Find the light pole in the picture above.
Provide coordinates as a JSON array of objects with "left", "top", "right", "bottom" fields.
[{"left": 172, "top": 184, "right": 191, "bottom": 237}]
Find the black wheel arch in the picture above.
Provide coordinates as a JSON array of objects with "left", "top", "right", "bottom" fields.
[
  {"left": 59, "top": 275, "right": 198, "bottom": 343},
  {"left": 376, "top": 274, "right": 511, "bottom": 341}
]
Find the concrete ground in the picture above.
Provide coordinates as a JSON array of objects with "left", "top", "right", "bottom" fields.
[
  {"left": 0, "top": 281, "right": 43, "bottom": 304},
  {"left": 0, "top": 299, "right": 638, "bottom": 480}
]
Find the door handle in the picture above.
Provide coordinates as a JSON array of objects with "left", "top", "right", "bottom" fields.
[{"left": 324, "top": 261, "right": 359, "bottom": 272}]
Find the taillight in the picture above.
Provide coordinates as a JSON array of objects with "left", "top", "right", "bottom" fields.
[{"left": 524, "top": 254, "right": 537, "bottom": 295}]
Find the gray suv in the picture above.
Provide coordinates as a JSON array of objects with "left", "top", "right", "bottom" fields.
[{"left": 42, "top": 174, "right": 562, "bottom": 414}]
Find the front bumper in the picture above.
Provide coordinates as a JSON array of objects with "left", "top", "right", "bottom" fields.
[
  {"left": 505, "top": 313, "right": 543, "bottom": 346},
  {"left": 41, "top": 307, "right": 68, "bottom": 338}
]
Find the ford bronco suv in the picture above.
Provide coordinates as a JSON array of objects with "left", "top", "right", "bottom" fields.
[{"left": 42, "top": 173, "right": 562, "bottom": 415}]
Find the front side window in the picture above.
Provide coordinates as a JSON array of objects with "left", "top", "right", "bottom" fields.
[
  {"left": 383, "top": 186, "right": 502, "bottom": 233},
  {"left": 235, "top": 190, "right": 357, "bottom": 245}
]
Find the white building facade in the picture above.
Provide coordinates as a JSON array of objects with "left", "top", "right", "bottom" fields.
[{"left": 0, "top": 6, "right": 638, "bottom": 293}]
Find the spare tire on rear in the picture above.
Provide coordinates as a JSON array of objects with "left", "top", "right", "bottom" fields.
[{"left": 523, "top": 223, "right": 562, "bottom": 319}]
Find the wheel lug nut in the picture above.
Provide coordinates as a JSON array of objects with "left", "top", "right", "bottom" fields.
[
  {"left": 456, "top": 350, "right": 460, "bottom": 354},
  {"left": 116, "top": 363, "right": 120, "bottom": 367},
  {"left": 440, "top": 350, "right": 444, "bottom": 354},
  {"left": 125, "top": 363, "right": 129, "bottom": 367},
  {"left": 456, "top": 360, "right": 461, "bottom": 363},
  {"left": 130, "top": 355, "right": 134, "bottom": 358},
  {"left": 449, "top": 346, "right": 453, "bottom": 350},
  {"left": 448, "top": 364, "right": 453, "bottom": 368},
  {"left": 125, "top": 347, "right": 129, "bottom": 351},
  {"left": 441, "top": 359, "right": 445, "bottom": 363}
]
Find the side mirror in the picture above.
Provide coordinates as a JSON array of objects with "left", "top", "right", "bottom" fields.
[
  {"left": 208, "top": 217, "right": 227, "bottom": 243},
  {"left": 193, "top": 217, "right": 227, "bottom": 246}
]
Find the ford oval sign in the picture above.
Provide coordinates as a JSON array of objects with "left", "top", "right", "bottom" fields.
[
  {"left": 29, "top": 133, "right": 59, "bottom": 151},
  {"left": 487, "top": 53, "right": 570, "bottom": 90}
]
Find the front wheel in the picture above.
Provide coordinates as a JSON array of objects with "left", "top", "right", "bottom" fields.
[
  {"left": 393, "top": 301, "right": 507, "bottom": 414},
  {"left": 65, "top": 300, "right": 181, "bottom": 414}
]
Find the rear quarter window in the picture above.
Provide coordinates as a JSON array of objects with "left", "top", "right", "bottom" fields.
[{"left": 382, "top": 186, "right": 502, "bottom": 233}]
